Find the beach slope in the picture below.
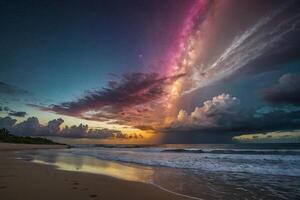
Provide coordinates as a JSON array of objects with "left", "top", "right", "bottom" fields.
[{"left": 0, "top": 144, "right": 190, "bottom": 200}]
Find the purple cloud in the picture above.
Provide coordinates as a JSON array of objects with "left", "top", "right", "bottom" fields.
[
  {"left": 0, "top": 116, "right": 140, "bottom": 139},
  {"left": 30, "top": 72, "right": 184, "bottom": 126}
]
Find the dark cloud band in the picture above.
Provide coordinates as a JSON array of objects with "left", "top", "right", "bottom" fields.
[{"left": 262, "top": 73, "right": 300, "bottom": 105}]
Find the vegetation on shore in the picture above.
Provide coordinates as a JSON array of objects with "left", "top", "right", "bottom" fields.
[{"left": 0, "top": 128, "right": 60, "bottom": 145}]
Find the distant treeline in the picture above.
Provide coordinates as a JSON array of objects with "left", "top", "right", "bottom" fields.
[{"left": 0, "top": 128, "right": 60, "bottom": 145}]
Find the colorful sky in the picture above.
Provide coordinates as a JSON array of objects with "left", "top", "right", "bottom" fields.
[{"left": 1, "top": 0, "right": 300, "bottom": 143}]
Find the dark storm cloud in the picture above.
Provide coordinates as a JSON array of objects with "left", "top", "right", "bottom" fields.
[
  {"left": 3, "top": 106, "right": 10, "bottom": 111},
  {"left": 8, "top": 111, "right": 27, "bottom": 117},
  {"left": 45, "top": 118, "right": 64, "bottom": 134},
  {"left": 0, "top": 116, "right": 138, "bottom": 139},
  {"left": 32, "top": 73, "right": 184, "bottom": 120},
  {"left": 0, "top": 106, "right": 27, "bottom": 117},
  {"left": 168, "top": 94, "right": 300, "bottom": 134},
  {"left": 134, "top": 125, "right": 155, "bottom": 131},
  {"left": 0, "top": 116, "right": 17, "bottom": 130},
  {"left": 262, "top": 73, "right": 300, "bottom": 105},
  {"left": 162, "top": 109, "right": 300, "bottom": 144},
  {"left": 13, "top": 117, "right": 41, "bottom": 136},
  {"left": 0, "top": 82, "right": 30, "bottom": 96}
]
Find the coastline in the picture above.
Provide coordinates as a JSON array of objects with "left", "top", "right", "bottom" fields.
[
  {"left": 0, "top": 143, "right": 191, "bottom": 200},
  {"left": 0, "top": 142, "right": 68, "bottom": 151}
]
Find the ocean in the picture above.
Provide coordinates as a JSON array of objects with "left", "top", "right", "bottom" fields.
[{"left": 18, "top": 143, "right": 300, "bottom": 200}]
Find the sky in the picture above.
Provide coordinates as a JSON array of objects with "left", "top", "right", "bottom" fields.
[{"left": 0, "top": 0, "right": 300, "bottom": 143}]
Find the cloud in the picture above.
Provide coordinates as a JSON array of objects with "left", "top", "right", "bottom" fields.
[
  {"left": 168, "top": 93, "right": 300, "bottom": 133},
  {"left": 30, "top": 72, "right": 184, "bottom": 127},
  {"left": 0, "top": 116, "right": 141, "bottom": 139},
  {"left": 0, "top": 82, "right": 30, "bottom": 96},
  {"left": 59, "top": 124, "right": 122, "bottom": 139},
  {"left": 43, "top": 118, "right": 65, "bottom": 135},
  {"left": 171, "top": 93, "right": 242, "bottom": 130},
  {"left": 0, "top": 116, "right": 17, "bottom": 130},
  {"left": 114, "top": 132, "right": 143, "bottom": 139},
  {"left": 160, "top": 93, "right": 300, "bottom": 143},
  {"left": 3, "top": 106, "right": 10, "bottom": 111},
  {"left": 0, "top": 106, "right": 27, "bottom": 117},
  {"left": 8, "top": 111, "right": 27, "bottom": 117},
  {"left": 181, "top": 0, "right": 300, "bottom": 94},
  {"left": 134, "top": 125, "right": 155, "bottom": 130},
  {"left": 233, "top": 130, "right": 300, "bottom": 143},
  {"left": 262, "top": 73, "right": 300, "bottom": 105},
  {"left": 13, "top": 117, "right": 41, "bottom": 136}
]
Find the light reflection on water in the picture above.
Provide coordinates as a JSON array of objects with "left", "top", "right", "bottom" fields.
[
  {"left": 30, "top": 152, "right": 154, "bottom": 183},
  {"left": 20, "top": 149, "right": 300, "bottom": 200}
]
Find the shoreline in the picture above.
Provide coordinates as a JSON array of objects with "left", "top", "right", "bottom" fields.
[
  {"left": 0, "top": 143, "right": 191, "bottom": 200},
  {"left": 0, "top": 142, "right": 68, "bottom": 151}
]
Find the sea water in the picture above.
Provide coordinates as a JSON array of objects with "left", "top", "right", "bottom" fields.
[{"left": 19, "top": 143, "right": 300, "bottom": 200}]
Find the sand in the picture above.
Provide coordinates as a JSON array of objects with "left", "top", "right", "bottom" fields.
[
  {"left": 0, "top": 142, "right": 68, "bottom": 151},
  {"left": 0, "top": 143, "right": 191, "bottom": 200}
]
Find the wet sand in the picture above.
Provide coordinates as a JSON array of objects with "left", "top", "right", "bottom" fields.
[
  {"left": 0, "top": 144, "right": 191, "bottom": 200},
  {"left": 0, "top": 142, "right": 68, "bottom": 151}
]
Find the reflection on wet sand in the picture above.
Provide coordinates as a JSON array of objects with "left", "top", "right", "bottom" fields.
[
  {"left": 31, "top": 152, "right": 154, "bottom": 183},
  {"left": 22, "top": 149, "right": 300, "bottom": 200}
]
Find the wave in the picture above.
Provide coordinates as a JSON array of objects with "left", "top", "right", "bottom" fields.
[
  {"left": 72, "top": 144, "right": 158, "bottom": 148},
  {"left": 162, "top": 148, "right": 300, "bottom": 155},
  {"left": 61, "top": 147, "right": 300, "bottom": 177}
]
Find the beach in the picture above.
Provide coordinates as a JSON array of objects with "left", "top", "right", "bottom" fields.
[
  {"left": 0, "top": 142, "right": 68, "bottom": 151},
  {"left": 0, "top": 143, "right": 190, "bottom": 200},
  {"left": 1, "top": 143, "right": 300, "bottom": 200}
]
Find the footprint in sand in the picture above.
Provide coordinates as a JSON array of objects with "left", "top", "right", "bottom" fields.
[
  {"left": 70, "top": 180, "right": 79, "bottom": 189},
  {"left": 89, "top": 194, "right": 98, "bottom": 199},
  {"left": 0, "top": 186, "right": 6, "bottom": 190}
]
